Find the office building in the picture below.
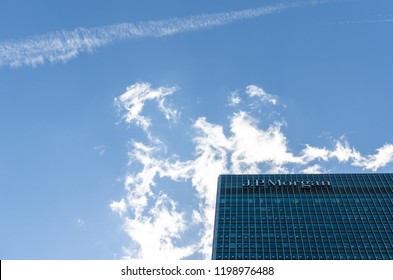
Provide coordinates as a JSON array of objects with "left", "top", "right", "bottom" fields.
[{"left": 212, "top": 173, "right": 393, "bottom": 260}]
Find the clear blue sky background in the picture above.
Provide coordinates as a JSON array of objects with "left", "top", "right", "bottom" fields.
[{"left": 1, "top": 0, "right": 393, "bottom": 259}]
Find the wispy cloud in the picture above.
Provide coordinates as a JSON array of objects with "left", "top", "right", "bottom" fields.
[
  {"left": 365, "top": 18, "right": 393, "bottom": 24},
  {"left": 228, "top": 91, "right": 241, "bottom": 107},
  {"left": 122, "top": 194, "right": 195, "bottom": 260},
  {"left": 330, "top": 15, "right": 393, "bottom": 25},
  {"left": 112, "top": 82, "right": 393, "bottom": 260},
  {"left": 74, "top": 218, "right": 85, "bottom": 227},
  {"left": 353, "top": 144, "right": 393, "bottom": 171},
  {"left": 0, "top": 1, "right": 330, "bottom": 68},
  {"left": 93, "top": 145, "right": 106, "bottom": 156},
  {"left": 110, "top": 199, "right": 127, "bottom": 217},
  {"left": 228, "top": 85, "right": 281, "bottom": 117},
  {"left": 246, "top": 85, "right": 279, "bottom": 105},
  {"left": 300, "top": 164, "right": 324, "bottom": 174},
  {"left": 114, "top": 82, "right": 178, "bottom": 131}
]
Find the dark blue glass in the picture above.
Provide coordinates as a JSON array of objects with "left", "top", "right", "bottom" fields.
[{"left": 212, "top": 173, "right": 393, "bottom": 260}]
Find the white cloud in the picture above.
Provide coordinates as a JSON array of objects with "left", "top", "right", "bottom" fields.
[
  {"left": 74, "top": 218, "right": 85, "bottom": 227},
  {"left": 228, "top": 91, "right": 241, "bottom": 106},
  {"left": 110, "top": 199, "right": 127, "bottom": 216},
  {"left": 121, "top": 115, "right": 230, "bottom": 259},
  {"left": 190, "top": 117, "right": 232, "bottom": 257},
  {"left": 112, "top": 82, "right": 393, "bottom": 260},
  {"left": 122, "top": 194, "right": 195, "bottom": 260},
  {"left": 299, "top": 139, "right": 393, "bottom": 172},
  {"left": 93, "top": 145, "right": 106, "bottom": 156},
  {"left": 230, "top": 111, "right": 300, "bottom": 173},
  {"left": 114, "top": 83, "right": 178, "bottom": 131},
  {"left": 301, "top": 144, "right": 330, "bottom": 161},
  {"left": 353, "top": 144, "right": 393, "bottom": 171},
  {"left": 300, "top": 164, "right": 324, "bottom": 174},
  {"left": 246, "top": 85, "right": 278, "bottom": 105},
  {"left": 0, "top": 1, "right": 331, "bottom": 68},
  {"left": 330, "top": 138, "right": 362, "bottom": 162}
]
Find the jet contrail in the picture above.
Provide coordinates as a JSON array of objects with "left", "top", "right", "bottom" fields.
[
  {"left": 0, "top": 1, "right": 330, "bottom": 68},
  {"left": 335, "top": 17, "right": 393, "bottom": 25}
]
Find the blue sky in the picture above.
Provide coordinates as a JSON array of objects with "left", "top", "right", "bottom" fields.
[{"left": 1, "top": 0, "right": 393, "bottom": 259}]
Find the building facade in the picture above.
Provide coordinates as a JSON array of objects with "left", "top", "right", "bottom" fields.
[{"left": 212, "top": 173, "right": 393, "bottom": 260}]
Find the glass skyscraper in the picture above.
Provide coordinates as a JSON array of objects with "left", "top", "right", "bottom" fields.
[{"left": 212, "top": 173, "right": 393, "bottom": 260}]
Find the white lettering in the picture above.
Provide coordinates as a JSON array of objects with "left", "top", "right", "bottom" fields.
[{"left": 242, "top": 179, "right": 332, "bottom": 189}]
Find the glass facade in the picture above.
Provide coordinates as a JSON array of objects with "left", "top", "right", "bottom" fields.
[{"left": 212, "top": 173, "right": 393, "bottom": 260}]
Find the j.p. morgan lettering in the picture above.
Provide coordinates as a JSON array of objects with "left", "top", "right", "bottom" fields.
[{"left": 242, "top": 179, "right": 332, "bottom": 189}]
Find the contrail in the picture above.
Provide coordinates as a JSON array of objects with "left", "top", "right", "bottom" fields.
[
  {"left": 336, "top": 18, "right": 393, "bottom": 25},
  {"left": 361, "top": 18, "right": 393, "bottom": 24},
  {"left": 0, "top": 1, "right": 330, "bottom": 68}
]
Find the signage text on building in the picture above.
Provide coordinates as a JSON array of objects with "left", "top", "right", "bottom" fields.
[{"left": 242, "top": 179, "right": 332, "bottom": 189}]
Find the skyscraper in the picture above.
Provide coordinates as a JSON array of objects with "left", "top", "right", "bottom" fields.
[{"left": 212, "top": 173, "right": 393, "bottom": 260}]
